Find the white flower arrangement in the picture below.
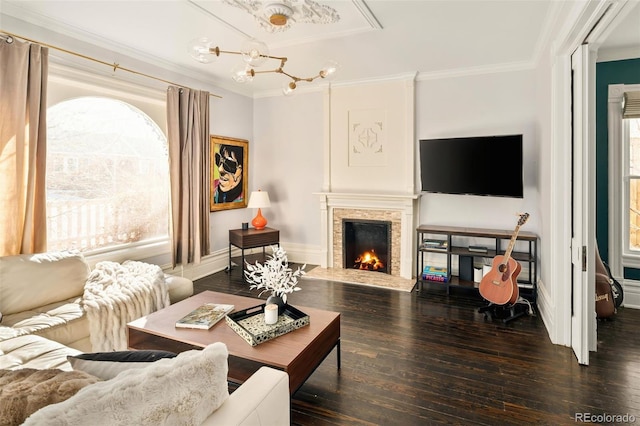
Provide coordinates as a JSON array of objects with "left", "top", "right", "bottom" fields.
[{"left": 244, "top": 245, "right": 306, "bottom": 303}]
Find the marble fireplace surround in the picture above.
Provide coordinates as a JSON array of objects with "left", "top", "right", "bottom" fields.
[{"left": 311, "top": 192, "right": 419, "bottom": 290}]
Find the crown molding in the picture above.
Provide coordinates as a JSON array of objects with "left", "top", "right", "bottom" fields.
[
  {"left": 351, "top": 0, "right": 382, "bottom": 30},
  {"left": 186, "top": 0, "right": 252, "bottom": 39},
  {"left": 331, "top": 72, "right": 418, "bottom": 88},
  {"left": 531, "top": 0, "right": 565, "bottom": 66},
  {"left": 416, "top": 61, "right": 535, "bottom": 81}
]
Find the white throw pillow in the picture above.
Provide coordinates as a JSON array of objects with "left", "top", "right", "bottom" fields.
[{"left": 24, "top": 342, "right": 229, "bottom": 426}]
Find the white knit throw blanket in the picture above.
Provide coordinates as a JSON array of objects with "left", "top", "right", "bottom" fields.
[{"left": 82, "top": 260, "right": 170, "bottom": 352}]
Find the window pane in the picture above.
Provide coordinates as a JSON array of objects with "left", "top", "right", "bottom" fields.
[
  {"left": 629, "top": 119, "right": 640, "bottom": 251},
  {"left": 46, "top": 97, "right": 169, "bottom": 252},
  {"left": 631, "top": 177, "right": 640, "bottom": 251},
  {"left": 630, "top": 119, "right": 640, "bottom": 175}
]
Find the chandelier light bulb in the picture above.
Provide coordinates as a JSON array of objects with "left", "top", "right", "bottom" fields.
[
  {"left": 319, "top": 60, "right": 340, "bottom": 79},
  {"left": 231, "top": 64, "right": 255, "bottom": 83},
  {"left": 282, "top": 81, "right": 297, "bottom": 96},
  {"left": 188, "top": 37, "right": 218, "bottom": 64},
  {"left": 241, "top": 38, "right": 269, "bottom": 67}
]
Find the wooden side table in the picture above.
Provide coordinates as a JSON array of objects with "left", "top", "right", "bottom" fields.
[{"left": 228, "top": 227, "right": 280, "bottom": 276}]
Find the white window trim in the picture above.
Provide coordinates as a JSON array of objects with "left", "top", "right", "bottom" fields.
[
  {"left": 83, "top": 238, "right": 171, "bottom": 269},
  {"left": 608, "top": 83, "right": 640, "bottom": 276}
]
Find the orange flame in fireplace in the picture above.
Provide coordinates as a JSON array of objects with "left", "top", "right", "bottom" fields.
[{"left": 354, "top": 249, "right": 385, "bottom": 271}]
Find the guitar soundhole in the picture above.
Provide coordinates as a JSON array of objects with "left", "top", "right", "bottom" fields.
[{"left": 498, "top": 264, "right": 507, "bottom": 273}]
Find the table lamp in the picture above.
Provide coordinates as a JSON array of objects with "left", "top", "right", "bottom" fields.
[{"left": 247, "top": 190, "right": 271, "bottom": 230}]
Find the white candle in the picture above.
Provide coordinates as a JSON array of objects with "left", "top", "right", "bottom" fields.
[{"left": 264, "top": 303, "right": 278, "bottom": 325}]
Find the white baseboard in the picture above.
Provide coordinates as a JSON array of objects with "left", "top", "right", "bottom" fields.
[
  {"left": 535, "top": 279, "right": 559, "bottom": 344},
  {"left": 161, "top": 249, "right": 229, "bottom": 281},
  {"left": 622, "top": 279, "right": 640, "bottom": 309},
  {"left": 161, "top": 243, "right": 323, "bottom": 281}
]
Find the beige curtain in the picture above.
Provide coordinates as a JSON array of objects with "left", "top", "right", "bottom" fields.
[
  {"left": 0, "top": 36, "right": 48, "bottom": 256},
  {"left": 166, "top": 86, "right": 211, "bottom": 267}
]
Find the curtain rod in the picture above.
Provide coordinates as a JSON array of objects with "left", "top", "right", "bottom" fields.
[{"left": 0, "top": 30, "right": 223, "bottom": 99}]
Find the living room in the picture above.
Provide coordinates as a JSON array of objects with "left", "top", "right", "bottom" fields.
[{"left": 1, "top": 0, "right": 640, "bottom": 423}]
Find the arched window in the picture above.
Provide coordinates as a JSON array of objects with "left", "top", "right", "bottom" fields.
[{"left": 46, "top": 96, "right": 169, "bottom": 253}]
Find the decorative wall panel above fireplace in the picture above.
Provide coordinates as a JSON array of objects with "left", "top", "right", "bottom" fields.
[{"left": 327, "top": 76, "right": 416, "bottom": 194}]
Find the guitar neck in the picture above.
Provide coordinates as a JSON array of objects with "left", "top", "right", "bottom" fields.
[{"left": 503, "top": 225, "right": 522, "bottom": 262}]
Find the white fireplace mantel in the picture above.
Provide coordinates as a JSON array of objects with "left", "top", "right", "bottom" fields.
[{"left": 315, "top": 192, "right": 420, "bottom": 279}]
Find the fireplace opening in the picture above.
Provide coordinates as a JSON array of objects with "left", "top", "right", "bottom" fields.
[{"left": 342, "top": 219, "right": 391, "bottom": 274}]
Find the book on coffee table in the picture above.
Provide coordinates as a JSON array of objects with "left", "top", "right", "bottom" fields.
[{"left": 175, "top": 303, "right": 235, "bottom": 330}]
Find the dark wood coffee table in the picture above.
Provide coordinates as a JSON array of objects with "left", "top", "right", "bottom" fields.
[{"left": 127, "top": 290, "right": 340, "bottom": 394}]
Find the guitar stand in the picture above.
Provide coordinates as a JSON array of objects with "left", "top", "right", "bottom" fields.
[{"left": 478, "top": 298, "right": 533, "bottom": 324}]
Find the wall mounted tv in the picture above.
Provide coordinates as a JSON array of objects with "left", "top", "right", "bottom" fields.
[{"left": 419, "top": 134, "right": 523, "bottom": 198}]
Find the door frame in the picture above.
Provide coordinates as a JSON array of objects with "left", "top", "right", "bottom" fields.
[
  {"left": 551, "top": 0, "right": 634, "bottom": 354},
  {"left": 570, "top": 44, "right": 597, "bottom": 365}
]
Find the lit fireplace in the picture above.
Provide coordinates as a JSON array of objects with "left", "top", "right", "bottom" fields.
[
  {"left": 343, "top": 219, "right": 391, "bottom": 274},
  {"left": 353, "top": 249, "right": 385, "bottom": 271}
]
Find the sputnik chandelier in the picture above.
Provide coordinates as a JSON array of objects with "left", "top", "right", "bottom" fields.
[{"left": 189, "top": 37, "right": 338, "bottom": 95}]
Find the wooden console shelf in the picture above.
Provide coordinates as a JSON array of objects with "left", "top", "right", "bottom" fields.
[{"left": 416, "top": 224, "right": 538, "bottom": 303}]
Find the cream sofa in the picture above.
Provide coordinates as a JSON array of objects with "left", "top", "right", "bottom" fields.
[
  {"left": 0, "top": 252, "right": 290, "bottom": 425},
  {"left": 0, "top": 335, "right": 290, "bottom": 425},
  {"left": 0, "top": 250, "right": 193, "bottom": 352}
]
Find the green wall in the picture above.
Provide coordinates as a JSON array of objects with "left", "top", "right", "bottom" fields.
[{"left": 595, "top": 58, "right": 640, "bottom": 279}]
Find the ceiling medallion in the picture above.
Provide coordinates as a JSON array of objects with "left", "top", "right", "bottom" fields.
[{"left": 222, "top": 0, "right": 340, "bottom": 33}]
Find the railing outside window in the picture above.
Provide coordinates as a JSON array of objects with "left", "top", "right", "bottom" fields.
[{"left": 47, "top": 196, "right": 168, "bottom": 252}]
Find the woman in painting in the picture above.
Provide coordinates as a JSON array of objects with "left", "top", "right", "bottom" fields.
[{"left": 214, "top": 144, "right": 244, "bottom": 203}]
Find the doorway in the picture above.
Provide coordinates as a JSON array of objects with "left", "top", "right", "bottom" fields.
[{"left": 564, "top": 0, "right": 640, "bottom": 365}]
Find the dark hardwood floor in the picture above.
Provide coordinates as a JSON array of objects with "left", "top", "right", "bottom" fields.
[{"left": 195, "top": 266, "right": 640, "bottom": 425}]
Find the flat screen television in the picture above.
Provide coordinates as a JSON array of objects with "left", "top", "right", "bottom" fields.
[{"left": 419, "top": 134, "right": 523, "bottom": 198}]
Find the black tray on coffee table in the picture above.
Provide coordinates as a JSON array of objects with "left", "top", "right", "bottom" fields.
[{"left": 225, "top": 303, "right": 310, "bottom": 346}]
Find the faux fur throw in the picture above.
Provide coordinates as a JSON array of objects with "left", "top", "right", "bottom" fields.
[
  {"left": 23, "top": 343, "right": 230, "bottom": 426},
  {"left": 82, "top": 260, "right": 170, "bottom": 352},
  {"left": 0, "top": 368, "right": 100, "bottom": 426}
]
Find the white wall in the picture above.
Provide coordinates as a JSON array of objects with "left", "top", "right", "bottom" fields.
[
  {"left": 252, "top": 91, "right": 325, "bottom": 260},
  {"left": 415, "top": 70, "right": 540, "bottom": 234},
  {"left": 208, "top": 90, "right": 254, "bottom": 254},
  {"left": 533, "top": 33, "right": 557, "bottom": 341}
]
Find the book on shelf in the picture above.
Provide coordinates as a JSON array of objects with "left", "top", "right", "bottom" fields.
[
  {"left": 421, "top": 239, "right": 448, "bottom": 250},
  {"left": 468, "top": 245, "right": 488, "bottom": 253},
  {"left": 423, "top": 274, "right": 449, "bottom": 282},
  {"left": 175, "top": 303, "right": 235, "bottom": 330},
  {"left": 422, "top": 265, "right": 448, "bottom": 276}
]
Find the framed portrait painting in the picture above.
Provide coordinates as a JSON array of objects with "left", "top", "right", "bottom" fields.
[{"left": 210, "top": 135, "right": 248, "bottom": 211}]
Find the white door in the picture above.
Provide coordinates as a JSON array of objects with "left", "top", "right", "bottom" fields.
[{"left": 570, "top": 44, "right": 597, "bottom": 365}]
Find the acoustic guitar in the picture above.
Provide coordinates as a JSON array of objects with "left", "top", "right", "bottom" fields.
[{"left": 479, "top": 213, "right": 529, "bottom": 305}]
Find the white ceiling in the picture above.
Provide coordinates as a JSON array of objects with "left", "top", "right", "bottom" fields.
[{"left": 1, "top": 0, "right": 638, "bottom": 97}]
